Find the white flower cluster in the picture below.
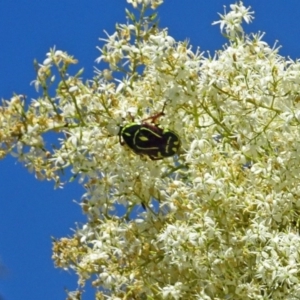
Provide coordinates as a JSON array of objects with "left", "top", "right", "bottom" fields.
[
  {"left": 2, "top": 1, "right": 300, "bottom": 299},
  {"left": 127, "top": 0, "right": 163, "bottom": 9}
]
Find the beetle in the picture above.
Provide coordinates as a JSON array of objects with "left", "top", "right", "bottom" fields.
[{"left": 119, "top": 103, "right": 180, "bottom": 160}]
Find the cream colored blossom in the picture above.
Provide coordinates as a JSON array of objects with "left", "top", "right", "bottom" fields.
[{"left": 2, "top": 1, "right": 300, "bottom": 299}]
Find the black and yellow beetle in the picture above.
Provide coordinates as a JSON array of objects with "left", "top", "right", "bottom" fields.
[{"left": 119, "top": 102, "right": 180, "bottom": 160}]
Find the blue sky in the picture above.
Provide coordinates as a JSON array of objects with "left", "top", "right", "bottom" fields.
[{"left": 1, "top": 1, "right": 300, "bottom": 299}]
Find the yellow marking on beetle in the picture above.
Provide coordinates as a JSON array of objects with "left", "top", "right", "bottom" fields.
[
  {"left": 133, "top": 130, "right": 140, "bottom": 145},
  {"left": 136, "top": 145, "right": 159, "bottom": 150},
  {"left": 139, "top": 136, "right": 149, "bottom": 141},
  {"left": 140, "top": 127, "right": 162, "bottom": 138},
  {"left": 164, "top": 136, "right": 173, "bottom": 153}
]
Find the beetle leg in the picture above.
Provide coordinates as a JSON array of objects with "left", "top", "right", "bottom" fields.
[
  {"left": 142, "top": 112, "right": 164, "bottom": 124},
  {"left": 142, "top": 101, "right": 169, "bottom": 124}
]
